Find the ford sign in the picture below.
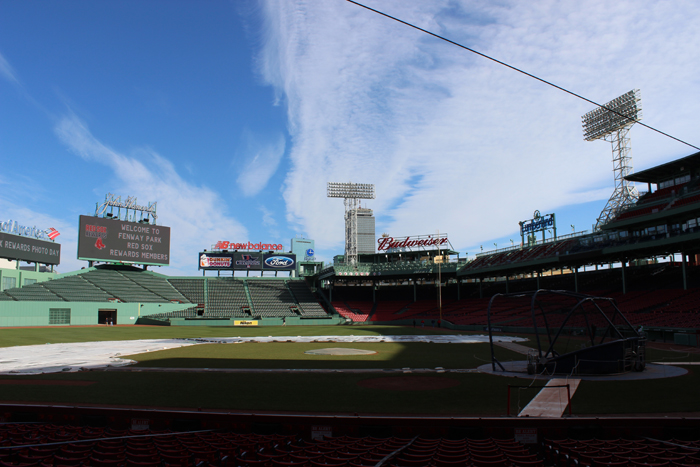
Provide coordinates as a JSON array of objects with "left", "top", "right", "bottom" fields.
[{"left": 264, "top": 256, "right": 295, "bottom": 268}]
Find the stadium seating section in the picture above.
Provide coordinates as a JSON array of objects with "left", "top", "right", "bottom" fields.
[
  {"left": 1, "top": 423, "right": 700, "bottom": 467},
  {"left": 543, "top": 437, "right": 700, "bottom": 467},
  {"left": 0, "top": 268, "right": 330, "bottom": 323},
  {"left": 2, "top": 259, "right": 700, "bottom": 329},
  {"left": 325, "top": 263, "right": 700, "bottom": 329}
]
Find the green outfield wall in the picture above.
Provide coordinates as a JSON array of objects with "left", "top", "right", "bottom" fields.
[{"left": 0, "top": 301, "right": 189, "bottom": 327}]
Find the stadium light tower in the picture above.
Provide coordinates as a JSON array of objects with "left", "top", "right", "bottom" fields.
[
  {"left": 327, "top": 182, "right": 375, "bottom": 265},
  {"left": 582, "top": 89, "right": 642, "bottom": 230}
]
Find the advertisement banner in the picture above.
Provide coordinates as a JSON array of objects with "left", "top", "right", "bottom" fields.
[
  {"left": 0, "top": 232, "right": 61, "bottom": 265},
  {"left": 198, "top": 252, "right": 234, "bottom": 270},
  {"left": 198, "top": 252, "right": 268, "bottom": 270},
  {"left": 214, "top": 240, "right": 284, "bottom": 251},
  {"left": 520, "top": 213, "right": 555, "bottom": 235},
  {"left": 234, "top": 252, "right": 263, "bottom": 270},
  {"left": 262, "top": 253, "right": 296, "bottom": 271},
  {"left": 77, "top": 215, "right": 170, "bottom": 266},
  {"left": 234, "top": 320, "right": 259, "bottom": 326},
  {"left": 377, "top": 234, "right": 449, "bottom": 252}
]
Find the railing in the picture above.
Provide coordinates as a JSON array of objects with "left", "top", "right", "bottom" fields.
[{"left": 476, "top": 231, "right": 589, "bottom": 257}]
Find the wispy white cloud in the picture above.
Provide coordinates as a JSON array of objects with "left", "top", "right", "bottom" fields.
[
  {"left": 258, "top": 0, "right": 700, "bottom": 255},
  {"left": 235, "top": 130, "right": 286, "bottom": 197},
  {"left": 0, "top": 51, "right": 19, "bottom": 85},
  {"left": 259, "top": 205, "right": 281, "bottom": 241},
  {"left": 54, "top": 113, "right": 248, "bottom": 274},
  {"left": 259, "top": 205, "right": 276, "bottom": 227}
]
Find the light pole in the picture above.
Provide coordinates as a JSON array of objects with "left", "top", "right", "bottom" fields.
[
  {"left": 582, "top": 90, "right": 642, "bottom": 230},
  {"left": 327, "top": 182, "right": 375, "bottom": 265}
]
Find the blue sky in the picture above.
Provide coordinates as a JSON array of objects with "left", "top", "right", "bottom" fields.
[{"left": 1, "top": 0, "right": 699, "bottom": 275}]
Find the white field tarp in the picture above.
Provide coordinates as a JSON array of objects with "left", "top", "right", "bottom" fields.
[{"left": 0, "top": 334, "right": 526, "bottom": 375}]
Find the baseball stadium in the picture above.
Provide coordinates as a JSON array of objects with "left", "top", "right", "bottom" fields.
[{"left": 3, "top": 98, "right": 700, "bottom": 465}]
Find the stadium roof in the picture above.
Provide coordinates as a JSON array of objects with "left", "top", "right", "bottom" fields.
[{"left": 626, "top": 151, "right": 700, "bottom": 183}]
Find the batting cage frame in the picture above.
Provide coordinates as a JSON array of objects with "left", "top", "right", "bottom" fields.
[{"left": 488, "top": 289, "right": 646, "bottom": 376}]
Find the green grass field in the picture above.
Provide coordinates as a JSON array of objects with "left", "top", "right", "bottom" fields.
[
  {"left": 126, "top": 341, "right": 522, "bottom": 370},
  {"left": 0, "top": 325, "right": 697, "bottom": 416}
]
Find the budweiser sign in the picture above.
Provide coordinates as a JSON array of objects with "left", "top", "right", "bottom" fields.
[{"left": 377, "top": 235, "right": 449, "bottom": 251}]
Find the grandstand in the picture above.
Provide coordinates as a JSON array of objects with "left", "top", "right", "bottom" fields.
[
  {"left": 0, "top": 265, "right": 335, "bottom": 326},
  {"left": 307, "top": 151, "right": 700, "bottom": 347},
  {"left": 3, "top": 417, "right": 700, "bottom": 467}
]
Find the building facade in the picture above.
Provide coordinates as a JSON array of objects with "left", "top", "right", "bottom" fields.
[{"left": 355, "top": 208, "right": 376, "bottom": 255}]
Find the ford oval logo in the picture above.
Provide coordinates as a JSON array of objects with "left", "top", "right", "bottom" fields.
[{"left": 265, "top": 256, "right": 294, "bottom": 268}]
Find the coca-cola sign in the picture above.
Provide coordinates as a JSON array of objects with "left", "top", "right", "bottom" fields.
[{"left": 377, "top": 235, "right": 449, "bottom": 252}]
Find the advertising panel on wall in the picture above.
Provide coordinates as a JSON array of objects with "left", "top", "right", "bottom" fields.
[
  {"left": 78, "top": 215, "right": 170, "bottom": 266},
  {"left": 234, "top": 252, "right": 263, "bottom": 270},
  {"left": 262, "top": 253, "right": 296, "bottom": 271},
  {"left": 0, "top": 232, "right": 61, "bottom": 265},
  {"left": 198, "top": 252, "right": 294, "bottom": 271},
  {"left": 198, "top": 252, "right": 234, "bottom": 270}
]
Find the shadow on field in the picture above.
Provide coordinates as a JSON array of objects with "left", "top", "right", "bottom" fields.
[{"left": 126, "top": 342, "right": 525, "bottom": 370}]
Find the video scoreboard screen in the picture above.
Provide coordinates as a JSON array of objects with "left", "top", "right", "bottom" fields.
[{"left": 77, "top": 215, "right": 170, "bottom": 266}]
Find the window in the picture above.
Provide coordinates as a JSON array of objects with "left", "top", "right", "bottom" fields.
[
  {"left": 49, "top": 308, "right": 71, "bottom": 325},
  {"left": 1, "top": 277, "right": 17, "bottom": 291},
  {"left": 24, "top": 278, "right": 37, "bottom": 286},
  {"left": 676, "top": 174, "right": 691, "bottom": 185}
]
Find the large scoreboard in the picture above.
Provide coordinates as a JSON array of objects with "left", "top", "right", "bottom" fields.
[{"left": 77, "top": 215, "right": 170, "bottom": 266}]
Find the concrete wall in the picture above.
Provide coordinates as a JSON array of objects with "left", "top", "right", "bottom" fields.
[{"left": 165, "top": 316, "right": 344, "bottom": 326}]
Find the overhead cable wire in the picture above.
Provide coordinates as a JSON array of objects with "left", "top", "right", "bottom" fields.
[{"left": 347, "top": 0, "right": 700, "bottom": 151}]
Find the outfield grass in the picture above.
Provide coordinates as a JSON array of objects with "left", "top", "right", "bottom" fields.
[{"left": 126, "top": 341, "right": 524, "bottom": 370}]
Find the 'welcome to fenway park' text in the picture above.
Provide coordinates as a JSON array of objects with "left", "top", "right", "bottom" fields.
[{"left": 109, "top": 224, "right": 168, "bottom": 261}]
